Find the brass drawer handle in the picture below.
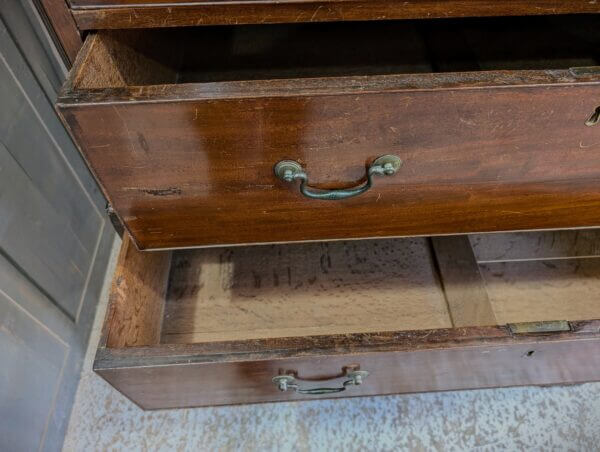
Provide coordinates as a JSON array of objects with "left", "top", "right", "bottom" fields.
[
  {"left": 272, "top": 370, "right": 369, "bottom": 395},
  {"left": 274, "top": 155, "right": 402, "bottom": 200}
]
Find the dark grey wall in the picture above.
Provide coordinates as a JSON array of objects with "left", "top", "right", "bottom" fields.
[{"left": 0, "top": 1, "right": 114, "bottom": 450}]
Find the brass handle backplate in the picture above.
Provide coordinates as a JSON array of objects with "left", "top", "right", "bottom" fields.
[
  {"left": 274, "top": 155, "right": 402, "bottom": 200},
  {"left": 272, "top": 370, "right": 369, "bottom": 395}
]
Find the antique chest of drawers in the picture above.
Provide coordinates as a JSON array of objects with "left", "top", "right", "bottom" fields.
[
  {"left": 95, "top": 230, "right": 600, "bottom": 409},
  {"left": 46, "top": 0, "right": 600, "bottom": 409}
]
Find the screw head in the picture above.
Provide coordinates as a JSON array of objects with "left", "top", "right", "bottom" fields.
[
  {"left": 283, "top": 169, "right": 294, "bottom": 182},
  {"left": 274, "top": 160, "right": 304, "bottom": 182},
  {"left": 372, "top": 155, "right": 403, "bottom": 175},
  {"left": 347, "top": 370, "right": 369, "bottom": 385},
  {"left": 272, "top": 375, "right": 295, "bottom": 392},
  {"left": 382, "top": 163, "right": 395, "bottom": 175}
]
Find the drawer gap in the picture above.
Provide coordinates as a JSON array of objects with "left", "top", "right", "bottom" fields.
[{"left": 70, "top": 15, "right": 599, "bottom": 90}]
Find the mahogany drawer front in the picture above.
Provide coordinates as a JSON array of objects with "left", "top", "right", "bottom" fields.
[
  {"left": 58, "top": 17, "right": 600, "bottom": 250},
  {"left": 95, "top": 230, "right": 600, "bottom": 409},
  {"left": 68, "top": 0, "right": 600, "bottom": 30},
  {"left": 97, "top": 337, "right": 600, "bottom": 410}
]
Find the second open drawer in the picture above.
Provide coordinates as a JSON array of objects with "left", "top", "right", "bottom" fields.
[{"left": 95, "top": 229, "right": 600, "bottom": 409}]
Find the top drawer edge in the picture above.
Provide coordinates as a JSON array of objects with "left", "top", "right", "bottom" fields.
[{"left": 69, "top": 1, "right": 600, "bottom": 30}]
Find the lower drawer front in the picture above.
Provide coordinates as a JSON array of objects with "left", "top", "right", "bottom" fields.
[
  {"left": 58, "top": 18, "right": 600, "bottom": 249},
  {"left": 95, "top": 230, "right": 600, "bottom": 409},
  {"left": 97, "top": 336, "right": 600, "bottom": 410},
  {"left": 64, "top": 81, "right": 600, "bottom": 250}
]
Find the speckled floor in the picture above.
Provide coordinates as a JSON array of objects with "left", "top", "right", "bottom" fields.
[{"left": 63, "top": 238, "right": 600, "bottom": 451}]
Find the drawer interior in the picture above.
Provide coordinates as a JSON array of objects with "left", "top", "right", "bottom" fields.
[
  {"left": 103, "top": 229, "right": 600, "bottom": 349},
  {"left": 72, "top": 15, "right": 600, "bottom": 89}
]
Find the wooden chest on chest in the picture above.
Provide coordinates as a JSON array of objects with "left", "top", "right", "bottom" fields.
[{"left": 44, "top": 0, "right": 600, "bottom": 409}]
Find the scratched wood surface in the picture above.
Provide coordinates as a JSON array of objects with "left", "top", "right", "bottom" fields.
[
  {"left": 68, "top": 0, "right": 600, "bottom": 30},
  {"left": 97, "top": 330, "right": 600, "bottom": 409}
]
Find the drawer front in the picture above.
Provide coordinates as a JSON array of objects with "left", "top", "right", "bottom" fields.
[
  {"left": 95, "top": 325, "right": 600, "bottom": 410},
  {"left": 60, "top": 73, "right": 600, "bottom": 249}
]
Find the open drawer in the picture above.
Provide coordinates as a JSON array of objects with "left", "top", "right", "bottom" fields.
[
  {"left": 95, "top": 229, "right": 600, "bottom": 409},
  {"left": 57, "top": 15, "right": 600, "bottom": 250}
]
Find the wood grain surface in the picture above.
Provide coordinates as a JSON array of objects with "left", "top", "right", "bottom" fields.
[
  {"left": 38, "top": 0, "right": 82, "bottom": 64},
  {"left": 102, "top": 236, "right": 171, "bottom": 348},
  {"left": 483, "top": 258, "right": 600, "bottom": 324},
  {"left": 68, "top": 0, "right": 600, "bottom": 30},
  {"left": 59, "top": 72, "right": 600, "bottom": 249},
  {"left": 431, "top": 236, "right": 496, "bottom": 327},
  {"left": 161, "top": 238, "right": 450, "bottom": 343}
]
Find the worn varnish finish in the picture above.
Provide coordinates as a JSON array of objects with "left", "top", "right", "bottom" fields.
[
  {"left": 38, "top": 0, "right": 82, "bottom": 65},
  {"left": 96, "top": 326, "right": 600, "bottom": 409},
  {"left": 69, "top": 0, "right": 600, "bottom": 30},
  {"left": 59, "top": 71, "right": 600, "bottom": 249},
  {"left": 94, "top": 233, "right": 600, "bottom": 409}
]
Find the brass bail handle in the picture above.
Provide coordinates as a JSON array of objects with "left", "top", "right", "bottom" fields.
[
  {"left": 274, "top": 155, "right": 402, "bottom": 200},
  {"left": 272, "top": 370, "right": 369, "bottom": 395}
]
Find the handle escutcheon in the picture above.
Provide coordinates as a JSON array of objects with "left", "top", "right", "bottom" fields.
[
  {"left": 274, "top": 155, "right": 402, "bottom": 200},
  {"left": 272, "top": 370, "right": 369, "bottom": 395}
]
